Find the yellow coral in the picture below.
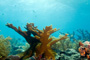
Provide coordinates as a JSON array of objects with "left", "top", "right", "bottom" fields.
[
  {"left": 34, "top": 25, "right": 68, "bottom": 60},
  {"left": 0, "top": 35, "right": 11, "bottom": 60}
]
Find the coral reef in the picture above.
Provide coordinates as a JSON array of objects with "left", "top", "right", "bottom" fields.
[
  {"left": 63, "top": 29, "right": 90, "bottom": 41},
  {"left": 6, "top": 23, "right": 68, "bottom": 60},
  {"left": 52, "top": 35, "right": 82, "bottom": 52},
  {"left": 52, "top": 36, "right": 72, "bottom": 51},
  {"left": 21, "top": 43, "right": 30, "bottom": 52},
  {"left": 77, "top": 29, "right": 90, "bottom": 41},
  {"left": 0, "top": 35, "right": 11, "bottom": 60},
  {"left": 6, "top": 23, "right": 40, "bottom": 59},
  {"left": 10, "top": 38, "right": 26, "bottom": 55},
  {"left": 34, "top": 25, "right": 68, "bottom": 60},
  {"left": 79, "top": 41, "right": 90, "bottom": 60},
  {"left": 59, "top": 49, "right": 80, "bottom": 60},
  {"left": 57, "top": 30, "right": 87, "bottom": 52}
]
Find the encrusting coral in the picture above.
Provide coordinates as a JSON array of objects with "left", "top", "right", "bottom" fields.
[
  {"left": 0, "top": 35, "right": 11, "bottom": 60},
  {"left": 6, "top": 23, "right": 68, "bottom": 60}
]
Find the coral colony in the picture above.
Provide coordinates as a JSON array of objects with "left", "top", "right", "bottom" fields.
[
  {"left": 0, "top": 23, "right": 90, "bottom": 60},
  {"left": 4, "top": 23, "right": 67, "bottom": 60},
  {"left": 79, "top": 41, "right": 90, "bottom": 60}
]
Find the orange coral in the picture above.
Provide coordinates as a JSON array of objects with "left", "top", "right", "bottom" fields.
[
  {"left": 6, "top": 23, "right": 68, "bottom": 60},
  {"left": 79, "top": 42, "right": 90, "bottom": 60},
  {"left": 6, "top": 23, "right": 40, "bottom": 59},
  {"left": 34, "top": 25, "right": 68, "bottom": 60}
]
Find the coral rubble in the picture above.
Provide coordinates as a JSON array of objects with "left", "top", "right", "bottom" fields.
[{"left": 6, "top": 23, "right": 68, "bottom": 60}]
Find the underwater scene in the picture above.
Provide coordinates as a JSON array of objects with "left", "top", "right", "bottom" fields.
[{"left": 0, "top": 0, "right": 90, "bottom": 60}]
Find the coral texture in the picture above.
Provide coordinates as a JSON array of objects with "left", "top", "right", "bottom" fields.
[
  {"left": 6, "top": 23, "right": 68, "bottom": 60},
  {"left": 0, "top": 35, "right": 11, "bottom": 60},
  {"left": 52, "top": 36, "right": 71, "bottom": 51},
  {"left": 60, "top": 49, "right": 80, "bottom": 60},
  {"left": 79, "top": 41, "right": 90, "bottom": 60},
  {"left": 6, "top": 23, "right": 40, "bottom": 59},
  {"left": 34, "top": 25, "right": 68, "bottom": 60},
  {"left": 59, "top": 31, "right": 84, "bottom": 52},
  {"left": 9, "top": 38, "right": 26, "bottom": 55}
]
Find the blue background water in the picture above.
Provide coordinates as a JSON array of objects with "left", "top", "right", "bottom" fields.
[{"left": 0, "top": 0, "right": 90, "bottom": 40}]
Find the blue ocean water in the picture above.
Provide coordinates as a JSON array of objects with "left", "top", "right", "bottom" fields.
[{"left": 0, "top": 0, "right": 90, "bottom": 40}]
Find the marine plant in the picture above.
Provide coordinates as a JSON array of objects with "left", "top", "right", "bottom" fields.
[
  {"left": 6, "top": 23, "right": 68, "bottom": 60},
  {"left": 0, "top": 35, "right": 11, "bottom": 60}
]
